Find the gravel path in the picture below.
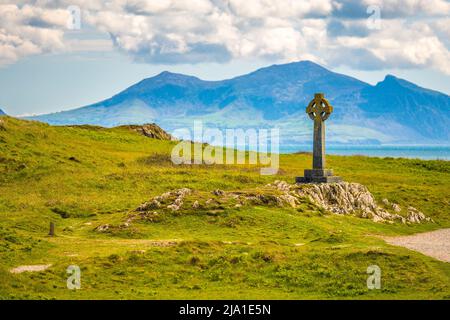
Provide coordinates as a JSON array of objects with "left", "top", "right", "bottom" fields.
[{"left": 384, "top": 229, "right": 450, "bottom": 262}]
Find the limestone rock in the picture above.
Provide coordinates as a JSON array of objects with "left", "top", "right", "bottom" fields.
[
  {"left": 138, "top": 188, "right": 191, "bottom": 212},
  {"left": 133, "top": 181, "right": 431, "bottom": 225},
  {"left": 271, "top": 180, "right": 291, "bottom": 192},
  {"left": 167, "top": 203, "right": 181, "bottom": 212},
  {"left": 382, "top": 198, "right": 401, "bottom": 212},
  {"left": 137, "top": 199, "right": 160, "bottom": 211},
  {"left": 213, "top": 189, "right": 225, "bottom": 196},
  {"left": 176, "top": 188, "right": 191, "bottom": 197},
  {"left": 293, "top": 182, "right": 406, "bottom": 223},
  {"left": 95, "top": 224, "right": 110, "bottom": 232},
  {"left": 406, "top": 206, "right": 432, "bottom": 223},
  {"left": 278, "top": 194, "right": 298, "bottom": 208}
]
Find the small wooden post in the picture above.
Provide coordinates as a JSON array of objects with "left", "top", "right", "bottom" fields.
[{"left": 49, "top": 222, "right": 55, "bottom": 236}]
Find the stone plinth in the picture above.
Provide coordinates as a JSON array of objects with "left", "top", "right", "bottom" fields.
[
  {"left": 296, "top": 169, "right": 342, "bottom": 183},
  {"left": 296, "top": 172, "right": 342, "bottom": 183}
]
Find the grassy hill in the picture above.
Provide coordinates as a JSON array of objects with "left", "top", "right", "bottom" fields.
[{"left": 0, "top": 116, "right": 449, "bottom": 299}]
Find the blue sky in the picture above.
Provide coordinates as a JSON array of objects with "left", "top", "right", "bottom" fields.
[{"left": 0, "top": 0, "right": 449, "bottom": 116}]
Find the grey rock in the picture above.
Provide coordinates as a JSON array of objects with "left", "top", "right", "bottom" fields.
[{"left": 213, "top": 189, "right": 225, "bottom": 196}]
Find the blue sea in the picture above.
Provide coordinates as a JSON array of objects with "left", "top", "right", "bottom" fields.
[{"left": 279, "top": 145, "right": 450, "bottom": 160}]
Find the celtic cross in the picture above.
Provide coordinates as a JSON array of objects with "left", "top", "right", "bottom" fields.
[
  {"left": 296, "top": 93, "right": 342, "bottom": 183},
  {"left": 306, "top": 93, "right": 333, "bottom": 122},
  {"left": 306, "top": 93, "right": 333, "bottom": 170}
]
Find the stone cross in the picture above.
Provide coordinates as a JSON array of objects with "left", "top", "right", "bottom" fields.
[
  {"left": 296, "top": 93, "right": 342, "bottom": 183},
  {"left": 307, "top": 93, "right": 332, "bottom": 170}
]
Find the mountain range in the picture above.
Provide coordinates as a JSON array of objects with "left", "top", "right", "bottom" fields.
[
  {"left": 27, "top": 61, "right": 450, "bottom": 146},
  {"left": 0, "top": 109, "right": 5, "bottom": 115}
]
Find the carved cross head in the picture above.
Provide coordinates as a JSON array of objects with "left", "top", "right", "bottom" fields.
[{"left": 306, "top": 93, "right": 333, "bottom": 121}]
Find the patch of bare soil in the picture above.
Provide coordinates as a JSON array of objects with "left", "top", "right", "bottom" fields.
[{"left": 10, "top": 264, "right": 52, "bottom": 274}]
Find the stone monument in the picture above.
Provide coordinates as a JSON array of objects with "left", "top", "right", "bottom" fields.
[{"left": 296, "top": 93, "right": 342, "bottom": 183}]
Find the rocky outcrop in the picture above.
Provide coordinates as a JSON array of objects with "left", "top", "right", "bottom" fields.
[
  {"left": 293, "top": 182, "right": 404, "bottom": 223},
  {"left": 137, "top": 188, "right": 191, "bottom": 212},
  {"left": 118, "top": 123, "right": 175, "bottom": 140},
  {"left": 127, "top": 181, "right": 432, "bottom": 226},
  {"left": 269, "top": 181, "right": 432, "bottom": 224}
]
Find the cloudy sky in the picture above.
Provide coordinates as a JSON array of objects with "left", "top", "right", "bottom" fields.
[{"left": 0, "top": 0, "right": 449, "bottom": 115}]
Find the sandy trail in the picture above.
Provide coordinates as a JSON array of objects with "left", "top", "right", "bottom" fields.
[{"left": 383, "top": 228, "right": 450, "bottom": 263}]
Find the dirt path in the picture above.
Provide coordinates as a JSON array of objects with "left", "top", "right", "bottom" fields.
[{"left": 383, "top": 228, "right": 450, "bottom": 263}]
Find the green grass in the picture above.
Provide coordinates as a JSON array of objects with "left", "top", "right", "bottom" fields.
[{"left": 0, "top": 116, "right": 449, "bottom": 299}]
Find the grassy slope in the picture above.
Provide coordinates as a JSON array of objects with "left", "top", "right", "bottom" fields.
[{"left": 0, "top": 116, "right": 449, "bottom": 299}]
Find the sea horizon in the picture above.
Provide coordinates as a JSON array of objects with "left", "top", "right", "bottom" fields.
[{"left": 280, "top": 144, "right": 450, "bottom": 160}]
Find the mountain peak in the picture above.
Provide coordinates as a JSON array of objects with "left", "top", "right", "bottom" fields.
[
  {"left": 383, "top": 74, "right": 408, "bottom": 84},
  {"left": 152, "top": 70, "right": 201, "bottom": 81},
  {"left": 384, "top": 74, "right": 397, "bottom": 80},
  {"left": 377, "top": 74, "right": 436, "bottom": 94},
  {"left": 378, "top": 74, "right": 404, "bottom": 87},
  {"left": 122, "top": 71, "right": 204, "bottom": 95},
  {"left": 292, "top": 60, "right": 328, "bottom": 69},
  {"left": 156, "top": 70, "right": 180, "bottom": 77},
  {"left": 230, "top": 60, "right": 335, "bottom": 85},
  {"left": 271, "top": 60, "right": 324, "bottom": 68},
  {"left": 255, "top": 60, "right": 329, "bottom": 74}
]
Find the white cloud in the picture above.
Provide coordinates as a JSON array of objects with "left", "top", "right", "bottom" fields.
[
  {"left": 0, "top": 0, "right": 449, "bottom": 74},
  {"left": 362, "top": 0, "right": 450, "bottom": 17},
  {"left": 330, "top": 19, "right": 450, "bottom": 73},
  {"left": 0, "top": 4, "right": 69, "bottom": 65},
  {"left": 431, "top": 18, "right": 450, "bottom": 46},
  {"left": 227, "top": 0, "right": 334, "bottom": 18},
  {"left": 79, "top": 0, "right": 337, "bottom": 63}
]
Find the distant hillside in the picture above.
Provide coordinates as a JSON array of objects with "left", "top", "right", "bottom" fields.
[
  {"left": 28, "top": 61, "right": 450, "bottom": 145},
  {"left": 0, "top": 109, "right": 5, "bottom": 115}
]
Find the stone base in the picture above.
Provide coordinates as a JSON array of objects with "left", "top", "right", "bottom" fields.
[
  {"left": 296, "top": 176, "right": 343, "bottom": 183},
  {"left": 304, "top": 169, "right": 334, "bottom": 178},
  {"left": 296, "top": 168, "right": 342, "bottom": 184}
]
